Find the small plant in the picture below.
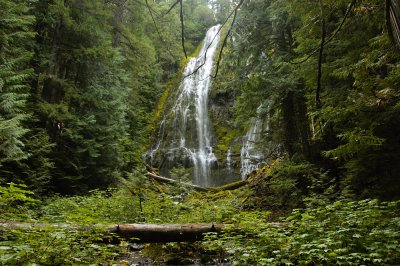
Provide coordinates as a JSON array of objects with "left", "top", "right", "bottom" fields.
[{"left": 0, "top": 183, "right": 39, "bottom": 220}]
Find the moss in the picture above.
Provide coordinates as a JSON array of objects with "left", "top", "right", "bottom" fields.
[
  {"left": 146, "top": 40, "right": 206, "bottom": 149},
  {"left": 210, "top": 107, "right": 245, "bottom": 162},
  {"left": 215, "top": 127, "right": 241, "bottom": 155},
  {"left": 153, "top": 82, "right": 173, "bottom": 124}
]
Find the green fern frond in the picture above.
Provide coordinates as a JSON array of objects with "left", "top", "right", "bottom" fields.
[{"left": 323, "top": 129, "right": 385, "bottom": 161}]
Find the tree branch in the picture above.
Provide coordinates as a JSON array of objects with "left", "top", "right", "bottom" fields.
[
  {"left": 212, "top": 0, "right": 245, "bottom": 79},
  {"left": 144, "top": 0, "right": 176, "bottom": 59},
  {"left": 182, "top": 0, "right": 241, "bottom": 79},
  {"left": 165, "top": 0, "right": 180, "bottom": 15},
  {"left": 387, "top": 0, "right": 400, "bottom": 49},
  {"left": 180, "top": 0, "right": 187, "bottom": 58},
  {"left": 290, "top": 0, "right": 357, "bottom": 65},
  {"left": 183, "top": 29, "right": 221, "bottom": 79}
]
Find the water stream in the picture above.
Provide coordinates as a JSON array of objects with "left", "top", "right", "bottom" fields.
[
  {"left": 149, "top": 25, "right": 221, "bottom": 186},
  {"left": 240, "top": 104, "right": 270, "bottom": 179}
]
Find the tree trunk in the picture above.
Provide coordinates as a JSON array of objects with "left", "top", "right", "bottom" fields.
[
  {"left": 107, "top": 223, "right": 224, "bottom": 242},
  {"left": 0, "top": 222, "right": 286, "bottom": 243},
  {"left": 145, "top": 172, "right": 249, "bottom": 192},
  {"left": 145, "top": 172, "right": 209, "bottom": 192},
  {"left": 0, "top": 222, "right": 222, "bottom": 242}
]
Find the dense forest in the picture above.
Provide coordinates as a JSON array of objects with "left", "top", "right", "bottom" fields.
[{"left": 1, "top": 0, "right": 400, "bottom": 265}]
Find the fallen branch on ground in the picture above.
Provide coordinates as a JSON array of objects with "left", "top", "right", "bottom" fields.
[
  {"left": 145, "top": 171, "right": 249, "bottom": 192},
  {"left": 145, "top": 171, "right": 209, "bottom": 192}
]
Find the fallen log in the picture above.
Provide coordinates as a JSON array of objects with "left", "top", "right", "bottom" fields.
[
  {"left": 0, "top": 222, "right": 287, "bottom": 243},
  {"left": 107, "top": 223, "right": 223, "bottom": 242},
  {"left": 145, "top": 171, "right": 250, "bottom": 192},
  {"left": 145, "top": 172, "right": 209, "bottom": 192},
  {"left": 0, "top": 222, "right": 222, "bottom": 242},
  {"left": 209, "top": 179, "right": 249, "bottom": 192}
]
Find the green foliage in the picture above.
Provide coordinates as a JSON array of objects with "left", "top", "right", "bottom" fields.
[
  {"left": 212, "top": 0, "right": 400, "bottom": 199},
  {"left": 204, "top": 199, "right": 400, "bottom": 265},
  {"left": 39, "top": 189, "right": 141, "bottom": 224},
  {"left": 0, "top": 183, "right": 37, "bottom": 204},
  {"left": 0, "top": 226, "right": 120, "bottom": 265},
  {"left": 0, "top": 0, "right": 34, "bottom": 164},
  {"left": 323, "top": 129, "right": 385, "bottom": 161},
  {"left": 32, "top": 178, "right": 250, "bottom": 225},
  {"left": 244, "top": 160, "right": 333, "bottom": 212},
  {"left": 0, "top": 183, "right": 38, "bottom": 220},
  {"left": 1, "top": 179, "right": 399, "bottom": 265}
]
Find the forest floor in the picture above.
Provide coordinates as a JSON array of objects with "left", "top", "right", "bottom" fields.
[{"left": 1, "top": 179, "right": 400, "bottom": 265}]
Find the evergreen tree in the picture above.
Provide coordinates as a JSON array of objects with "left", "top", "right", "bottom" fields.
[
  {"left": 0, "top": 0, "right": 34, "bottom": 165},
  {"left": 30, "top": 0, "right": 131, "bottom": 192}
]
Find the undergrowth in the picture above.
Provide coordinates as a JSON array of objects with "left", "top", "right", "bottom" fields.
[{"left": 1, "top": 174, "right": 400, "bottom": 265}]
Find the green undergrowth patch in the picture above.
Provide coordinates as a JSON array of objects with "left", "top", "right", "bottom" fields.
[
  {"left": 0, "top": 180, "right": 251, "bottom": 264},
  {"left": 35, "top": 182, "right": 251, "bottom": 225},
  {"left": 1, "top": 180, "right": 400, "bottom": 265},
  {"left": 203, "top": 199, "right": 400, "bottom": 265},
  {"left": 0, "top": 225, "right": 119, "bottom": 265}
]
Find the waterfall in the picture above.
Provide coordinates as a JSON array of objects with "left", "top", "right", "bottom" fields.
[
  {"left": 149, "top": 25, "right": 221, "bottom": 186},
  {"left": 226, "top": 148, "right": 232, "bottom": 171},
  {"left": 147, "top": 26, "right": 276, "bottom": 185},
  {"left": 178, "top": 24, "right": 221, "bottom": 186},
  {"left": 240, "top": 104, "right": 270, "bottom": 179},
  {"left": 148, "top": 118, "right": 165, "bottom": 165}
]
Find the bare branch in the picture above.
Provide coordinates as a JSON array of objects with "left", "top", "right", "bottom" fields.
[
  {"left": 386, "top": 0, "right": 400, "bottom": 49},
  {"left": 129, "top": 0, "right": 160, "bottom": 16},
  {"left": 144, "top": 0, "right": 176, "bottom": 58},
  {"left": 212, "top": 0, "right": 245, "bottom": 79},
  {"left": 165, "top": 0, "right": 180, "bottom": 15},
  {"left": 183, "top": 27, "right": 222, "bottom": 79},
  {"left": 182, "top": 0, "right": 245, "bottom": 80},
  {"left": 180, "top": 0, "right": 187, "bottom": 58},
  {"left": 114, "top": 27, "right": 139, "bottom": 52},
  {"left": 145, "top": 0, "right": 162, "bottom": 40}
]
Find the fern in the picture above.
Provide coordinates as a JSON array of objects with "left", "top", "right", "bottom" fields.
[{"left": 323, "top": 129, "right": 385, "bottom": 161}]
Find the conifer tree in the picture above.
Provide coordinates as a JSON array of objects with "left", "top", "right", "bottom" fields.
[{"left": 0, "top": 0, "right": 34, "bottom": 165}]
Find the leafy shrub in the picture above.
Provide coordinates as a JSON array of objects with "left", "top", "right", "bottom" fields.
[
  {"left": 0, "top": 183, "right": 39, "bottom": 220},
  {"left": 246, "top": 161, "right": 333, "bottom": 212},
  {"left": 0, "top": 226, "right": 120, "bottom": 265}
]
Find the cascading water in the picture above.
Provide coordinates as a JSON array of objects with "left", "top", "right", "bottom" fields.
[
  {"left": 240, "top": 104, "right": 270, "bottom": 179},
  {"left": 226, "top": 148, "right": 232, "bottom": 171},
  {"left": 148, "top": 118, "right": 165, "bottom": 165},
  {"left": 147, "top": 25, "right": 277, "bottom": 186},
  {"left": 149, "top": 25, "right": 221, "bottom": 186}
]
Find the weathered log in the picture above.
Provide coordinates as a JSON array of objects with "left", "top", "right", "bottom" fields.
[
  {"left": 0, "top": 222, "right": 287, "bottom": 242},
  {"left": 107, "top": 223, "right": 224, "bottom": 242},
  {"left": 145, "top": 172, "right": 209, "bottom": 192},
  {"left": 210, "top": 179, "right": 249, "bottom": 192},
  {"left": 0, "top": 222, "right": 223, "bottom": 242},
  {"left": 145, "top": 171, "right": 250, "bottom": 192}
]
